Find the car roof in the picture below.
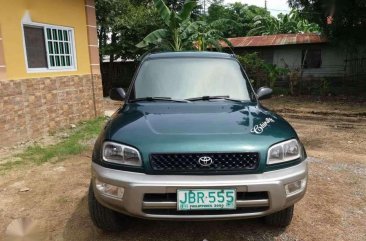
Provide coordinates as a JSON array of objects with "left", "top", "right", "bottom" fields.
[{"left": 144, "top": 51, "right": 235, "bottom": 60}]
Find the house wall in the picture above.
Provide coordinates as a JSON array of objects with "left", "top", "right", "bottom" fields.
[
  {"left": 0, "top": 0, "right": 103, "bottom": 147},
  {"left": 0, "top": 0, "right": 91, "bottom": 79},
  {"left": 0, "top": 25, "right": 6, "bottom": 81},
  {"left": 233, "top": 44, "right": 347, "bottom": 78},
  {"left": 273, "top": 45, "right": 346, "bottom": 78}
]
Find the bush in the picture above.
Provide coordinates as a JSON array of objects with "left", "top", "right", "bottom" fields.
[{"left": 237, "top": 53, "right": 289, "bottom": 90}]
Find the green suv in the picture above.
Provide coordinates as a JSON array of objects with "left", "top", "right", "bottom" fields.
[{"left": 88, "top": 52, "right": 308, "bottom": 231}]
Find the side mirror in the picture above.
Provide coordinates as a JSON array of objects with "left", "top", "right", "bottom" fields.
[
  {"left": 257, "top": 87, "right": 272, "bottom": 100},
  {"left": 109, "top": 88, "right": 126, "bottom": 101}
]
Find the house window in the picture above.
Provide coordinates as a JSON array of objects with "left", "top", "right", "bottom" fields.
[
  {"left": 23, "top": 24, "right": 76, "bottom": 71},
  {"left": 302, "top": 48, "right": 322, "bottom": 68},
  {"left": 23, "top": 26, "right": 48, "bottom": 68}
]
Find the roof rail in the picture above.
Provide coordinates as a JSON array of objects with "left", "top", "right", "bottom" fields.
[{"left": 137, "top": 48, "right": 172, "bottom": 61}]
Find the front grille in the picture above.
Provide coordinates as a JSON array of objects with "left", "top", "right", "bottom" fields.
[{"left": 150, "top": 152, "right": 259, "bottom": 173}]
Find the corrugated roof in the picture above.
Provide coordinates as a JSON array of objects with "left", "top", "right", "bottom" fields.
[{"left": 223, "top": 34, "right": 327, "bottom": 48}]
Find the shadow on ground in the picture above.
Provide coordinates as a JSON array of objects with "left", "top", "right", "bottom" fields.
[{"left": 63, "top": 195, "right": 286, "bottom": 241}]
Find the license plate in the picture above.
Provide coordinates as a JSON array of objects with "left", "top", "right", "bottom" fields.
[{"left": 177, "top": 189, "right": 236, "bottom": 211}]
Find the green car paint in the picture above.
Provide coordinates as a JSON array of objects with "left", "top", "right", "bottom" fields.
[
  {"left": 89, "top": 52, "right": 308, "bottom": 228},
  {"left": 92, "top": 52, "right": 306, "bottom": 174}
]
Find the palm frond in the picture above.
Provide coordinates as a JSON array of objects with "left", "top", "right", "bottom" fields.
[
  {"left": 179, "top": 0, "right": 196, "bottom": 20},
  {"left": 153, "top": 0, "right": 171, "bottom": 26},
  {"left": 136, "top": 29, "right": 169, "bottom": 48}
]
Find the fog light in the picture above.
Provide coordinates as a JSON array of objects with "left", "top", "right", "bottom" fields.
[
  {"left": 95, "top": 179, "right": 124, "bottom": 199},
  {"left": 285, "top": 178, "right": 306, "bottom": 196}
]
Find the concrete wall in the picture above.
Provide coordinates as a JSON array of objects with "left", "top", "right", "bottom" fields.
[
  {"left": 233, "top": 44, "right": 349, "bottom": 78},
  {"left": 0, "top": 0, "right": 91, "bottom": 79},
  {"left": 0, "top": 75, "right": 103, "bottom": 146},
  {"left": 0, "top": 0, "right": 103, "bottom": 147},
  {"left": 273, "top": 45, "right": 346, "bottom": 78}
]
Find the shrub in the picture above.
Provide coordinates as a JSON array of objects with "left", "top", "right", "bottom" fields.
[{"left": 237, "top": 53, "right": 289, "bottom": 90}]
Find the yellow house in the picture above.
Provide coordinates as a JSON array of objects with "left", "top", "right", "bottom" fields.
[{"left": 0, "top": 0, "right": 103, "bottom": 146}]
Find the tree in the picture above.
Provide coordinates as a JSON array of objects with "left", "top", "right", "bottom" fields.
[
  {"left": 237, "top": 53, "right": 289, "bottom": 89},
  {"left": 207, "top": 1, "right": 271, "bottom": 37},
  {"left": 247, "top": 10, "right": 321, "bottom": 36},
  {"left": 136, "top": 0, "right": 231, "bottom": 51},
  {"left": 288, "top": 0, "right": 366, "bottom": 46},
  {"left": 186, "top": 19, "right": 234, "bottom": 50},
  {"left": 165, "top": 0, "right": 202, "bottom": 19},
  {"left": 136, "top": 0, "right": 197, "bottom": 51},
  {"left": 96, "top": 0, "right": 163, "bottom": 61}
]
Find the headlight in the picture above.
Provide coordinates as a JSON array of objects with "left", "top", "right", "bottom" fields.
[
  {"left": 267, "top": 139, "right": 301, "bottom": 165},
  {"left": 102, "top": 141, "right": 142, "bottom": 166}
]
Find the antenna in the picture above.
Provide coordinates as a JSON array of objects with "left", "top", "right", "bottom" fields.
[{"left": 265, "top": 0, "right": 267, "bottom": 10}]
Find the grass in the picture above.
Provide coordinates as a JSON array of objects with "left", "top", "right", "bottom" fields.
[{"left": 0, "top": 117, "right": 106, "bottom": 174}]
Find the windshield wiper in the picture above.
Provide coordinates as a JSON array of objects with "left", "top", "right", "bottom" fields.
[
  {"left": 129, "top": 97, "right": 190, "bottom": 103},
  {"left": 185, "top": 95, "right": 245, "bottom": 103},
  {"left": 186, "top": 95, "right": 230, "bottom": 101}
]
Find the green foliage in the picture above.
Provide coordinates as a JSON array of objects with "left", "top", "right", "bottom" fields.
[
  {"left": 299, "top": 78, "right": 332, "bottom": 96},
  {"left": 165, "top": 0, "right": 202, "bottom": 19},
  {"left": 237, "top": 53, "right": 289, "bottom": 89},
  {"left": 96, "top": 0, "right": 323, "bottom": 60},
  {"left": 136, "top": 0, "right": 198, "bottom": 51},
  {"left": 137, "top": 0, "right": 232, "bottom": 52},
  {"left": 248, "top": 10, "right": 321, "bottom": 36},
  {"left": 272, "top": 87, "right": 290, "bottom": 96},
  {"left": 184, "top": 19, "right": 235, "bottom": 51},
  {"left": 288, "top": 0, "right": 366, "bottom": 46},
  {"left": 96, "top": 0, "right": 163, "bottom": 60},
  {"left": 0, "top": 117, "right": 106, "bottom": 173},
  {"left": 264, "top": 64, "right": 289, "bottom": 89},
  {"left": 319, "top": 78, "right": 331, "bottom": 96},
  {"left": 238, "top": 52, "right": 266, "bottom": 71},
  {"left": 207, "top": 1, "right": 271, "bottom": 37}
]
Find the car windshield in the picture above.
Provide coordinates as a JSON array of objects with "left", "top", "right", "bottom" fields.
[{"left": 133, "top": 58, "right": 252, "bottom": 101}]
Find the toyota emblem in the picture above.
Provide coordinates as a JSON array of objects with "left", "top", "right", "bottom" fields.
[{"left": 198, "top": 156, "right": 213, "bottom": 167}]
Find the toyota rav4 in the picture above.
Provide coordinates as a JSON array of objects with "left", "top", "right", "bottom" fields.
[{"left": 88, "top": 52, "right": 308, "bottom": 231}]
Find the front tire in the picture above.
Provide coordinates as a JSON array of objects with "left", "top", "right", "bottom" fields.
[
  {"left": 264, "top": 205, "right": 294, "bottom": 227},
  {"left": 88, "top": 182, "right": 125, "bottom": 232}
]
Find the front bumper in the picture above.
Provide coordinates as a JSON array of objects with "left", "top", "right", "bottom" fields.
[{"left": 91, "top": 160, "right": 308, "bottom": 220}]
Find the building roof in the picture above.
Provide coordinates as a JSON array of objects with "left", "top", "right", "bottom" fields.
[
  {"left": 223, "top": 34, "right": 327, "bottom": 48},
  {"left": 146, "top": 51, "right": 234, "bottom": 60}
]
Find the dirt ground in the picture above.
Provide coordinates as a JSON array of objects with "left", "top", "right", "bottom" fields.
[{"left": 0, "top": 96, "right": 365, "bottom": 241}]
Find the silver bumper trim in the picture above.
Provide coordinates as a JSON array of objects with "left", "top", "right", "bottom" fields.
[
  {"left": 142, "top": 199, "right": 270, "bottom": 209},
  {"left": 91, "top": 160, "right": 308, "bottom": 220}
]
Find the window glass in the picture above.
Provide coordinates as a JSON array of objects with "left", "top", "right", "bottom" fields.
[
  {"left": 50, "top": 56, "right": 55, "bottom": 67},
  {"left": 63, "top": 30, "right": 68, "bottom": 41},
  {"left": 45, "top": 27, "right": 73, "bottom": 68},
  {"left": 47, "top": 29, "right": 52, "bottom": 40},
  {"left": 23, "top": 24, "right": 75, "bottom": 70},
  {"left": 302, "top": 49, "right": 322, "bottom": 68},
  {"left": 58, "top": 30, "right": 63, "bottom": 40},
  {"left": 65, "top": 43, "right": 70, "bottom": 54},
  {"left": 48, "top": 42, "right": 53, "bottom": 54},
  {"left": 52, "top": 29, "right": 57, "bottom": 40},
  {"left": 134, "top": 58, "right": 251, "bottom": 100}
]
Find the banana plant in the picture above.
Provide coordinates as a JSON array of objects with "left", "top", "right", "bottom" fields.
[
  {"left": 248, "top": 10, "right": 321, "bottom": 36},
  {"left": 184, "top": 19, "right": 235, "bottom": 51},
  {"left": 136, "top": 0, "right": 196, "bottom": 51}
]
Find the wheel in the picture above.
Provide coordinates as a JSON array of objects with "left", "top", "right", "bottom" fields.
[
  {"left": 88, "top": 182, "right": 125, "bottom": 232},
  {"left": 264, "top": 205, "right": 294, "bottom": 227}
]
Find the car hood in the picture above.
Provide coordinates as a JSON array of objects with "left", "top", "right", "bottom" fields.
[{"left": 106, "top": 102, "right": 298, "bottom": 158}]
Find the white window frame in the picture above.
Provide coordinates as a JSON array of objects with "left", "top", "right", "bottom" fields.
[{"left": 21, "top": 21, "right": 77, "bottom": 73}]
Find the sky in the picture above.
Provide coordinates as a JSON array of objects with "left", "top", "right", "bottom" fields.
[{"left": 223, "top": 0, "right": 291, "bottom": 16}]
